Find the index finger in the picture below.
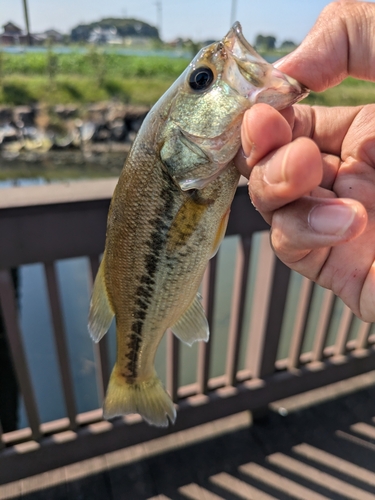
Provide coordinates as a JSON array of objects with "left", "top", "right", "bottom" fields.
[
  {"left": 236, "top": 103, "right": 362, "bottom": 175},
  {"left": 293, "top": 104, "right": 363, "bottom": 157}
]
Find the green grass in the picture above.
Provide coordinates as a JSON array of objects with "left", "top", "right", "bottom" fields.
[
  {"left": 0, "top": 51, "right": 187, "bottom": 106},
  {"left": 0, "top": 75, "right": 175, "bottom": 106},
  {"left": 0, "top": 51, "right": 188, "bottom": 78},
  {"left": 304, "top": 77, "right": 375, "bottom": 107},
  {"left": 1, "top": 51, "right": 375, "bottom": 107},
  {"left": 2, "top": 74, "right": 374, "bottom": 108}
]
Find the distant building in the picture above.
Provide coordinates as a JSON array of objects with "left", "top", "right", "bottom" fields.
[
  {"left": 41, "top": 29, "right": 64, "bottom": 43},
  {"left": 0, "top": 21, "right": 41, "bottom": 45},
  {"left": 2, "top": 22, "right": 22, "bottom": 35},
  {"left": 168, "top": 38, "right": 186, "bottom": 48},
  {"left": 1, "top": 22, "right": 23, "bottom": 44},
  {"left": 71, "top": 18, "right": 159, "bottom": 43},
  {"left": 123, "top": 36, "right": 154, "bottom": 47},
  {"left": 88, "top": 26, "right": 122, "bottom": 44}
]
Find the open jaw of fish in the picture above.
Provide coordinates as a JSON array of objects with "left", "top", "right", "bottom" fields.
[{"left": 88, "top": 22, "right": 308, "bottom": 427}]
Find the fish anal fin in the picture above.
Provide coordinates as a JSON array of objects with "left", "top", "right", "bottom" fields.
[
  {"left": 103, "top": 367, "right": 176, "bottom": 427},
  {"left": 211, "top": 208, "right": 230, "bottom": 258},
  {"left": 171, "top": 293, "right": 209, "bottom": 346},
  {"left": 88, "top": 258, "right": 114, "bottom": 343}
]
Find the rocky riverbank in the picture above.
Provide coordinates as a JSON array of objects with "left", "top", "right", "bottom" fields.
[{"left": 0, "top": 103, "right": 149, "bottom": 168}]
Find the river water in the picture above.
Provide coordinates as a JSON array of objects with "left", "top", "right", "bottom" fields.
[{"left": 3, "top": 45, "right": 192, "bottom": 59}]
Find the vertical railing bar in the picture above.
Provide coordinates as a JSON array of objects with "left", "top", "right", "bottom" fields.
[
  {"left": 356, "top": 321, "right": 372, "bottom": 350},
  {"left": 88, "top": 255, "right": 110, "bottom": 404},
  {"left": 225, "top": 236, "right": 251, "bottom": 386},
  {"left": 166, "top": 329, "right": 179, "bottom": 403},
  {"left": 43, "top": 262, "right": 77, "bottom": 429},
  {"left": 288, "top": 277, "right": 314, "bottom": 369},
  {"left": 197, "top": 253, "right": 218, "bottom": 394},
  {"left": 334, "top": 305, "right": 354, "bottom": 356},
  {"left": 311, "top": 289, "right": 336, "bottom": 362},
  {"left": 0, "top": 421, "right": 4, "bottom": 450},
  {"left": 0, "top": 269, "right": 41, "bottom": 440},
  {"left": 254, "top": 258, "right": 291, "bottom": 378},
  {"left": 245, "top": 231, "right": 275, "bottom": 375}
]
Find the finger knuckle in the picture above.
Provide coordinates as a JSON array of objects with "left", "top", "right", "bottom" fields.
[{"left": 269, "top": 225, "right": 289, "bottom": 256}]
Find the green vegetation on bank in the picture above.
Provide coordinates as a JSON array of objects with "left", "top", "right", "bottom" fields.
[
  {"left": 0, "top": 50, "right": 187, "bottom": 106},
  {"left": 304, "top": 77, "right": 375, "bottom": 107},
  {"left": 0, "top": 75, "right": 175, "bottom": 106},
  {"left": 0, "top": 50, "right": 375, "bottom": 107},
  {"left": 0, "top": 51, "right": 188, "bottom": 78}
]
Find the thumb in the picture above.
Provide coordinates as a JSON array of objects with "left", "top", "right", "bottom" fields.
[{"left": 275, "top": 1, "right": 375, "bottom": 91}]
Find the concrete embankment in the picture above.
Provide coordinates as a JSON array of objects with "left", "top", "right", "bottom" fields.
[{"left": 0, "top": 103, "right": 149, "bottom": 169}]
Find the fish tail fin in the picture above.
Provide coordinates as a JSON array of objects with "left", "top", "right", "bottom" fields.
[
  {"left": 88, "top": 256, "right": 114, "bottom": 343},
  {"left": 103, "top": 365, "right": 176, "bottom": 427}
]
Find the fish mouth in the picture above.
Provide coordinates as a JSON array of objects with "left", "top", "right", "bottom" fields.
[{"left": 223, "top": 22, "right": 309, "bottom": 109}]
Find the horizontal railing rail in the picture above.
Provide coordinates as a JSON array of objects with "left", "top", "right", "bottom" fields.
[{"left": 0, "top": 178, "right": 374, "bottom": 484}]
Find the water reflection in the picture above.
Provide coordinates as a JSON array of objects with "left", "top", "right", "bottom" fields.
[{"left": 2, "top": 45, "right": 191, "bottom": 59}]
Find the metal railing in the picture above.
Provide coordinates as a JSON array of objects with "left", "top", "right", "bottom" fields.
[{"left": 0, "top": 178, "right": 374, "bottom": 484}]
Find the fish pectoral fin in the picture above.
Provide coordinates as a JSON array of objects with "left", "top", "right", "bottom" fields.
[
  {"left": 171, "top": 293, "right": 209, "bottom": 346},
  {"left": 88, "top": 258, "right": 114, "bottom": 343}
]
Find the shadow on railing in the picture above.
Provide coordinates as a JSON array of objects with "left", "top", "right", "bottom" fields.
[{"left": 0, "top": 178, "right": 374, "bottom": 484}]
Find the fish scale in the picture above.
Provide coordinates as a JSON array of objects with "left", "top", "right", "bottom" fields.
[{"left": 88, "top": 22, "right": 308, "bottom": 427}]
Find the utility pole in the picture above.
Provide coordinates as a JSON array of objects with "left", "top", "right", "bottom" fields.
[
  {"left": 230, "top": 0, "right": 237, "bottom": 27},
  {"left": 22, "top": 0, "right": 32, "bottom": 46},
  {"left": 155, "top": 1, "right": 162, "bottom": 40}
]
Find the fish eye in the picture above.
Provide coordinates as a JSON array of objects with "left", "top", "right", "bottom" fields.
[{"left": 189, "top": 66, "right": 214, "bottom": 91}]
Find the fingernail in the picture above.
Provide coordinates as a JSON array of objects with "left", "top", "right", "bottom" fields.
[
  {"left": 238, "top": 146, "right": 249, "bottom": 160},
  {"left": 308, "top": 204, "right": 356, "bottom": 236},
  {"left": 241, "top": 110, "right": 254, "bottom": 159},
  {"left": 243, "top": 143, "right": 258, "bottom": 167}
]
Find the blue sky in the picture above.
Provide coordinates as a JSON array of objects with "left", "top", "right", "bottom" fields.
[{"left": 1, "top": 0, "right": 374, "bottom": 45}]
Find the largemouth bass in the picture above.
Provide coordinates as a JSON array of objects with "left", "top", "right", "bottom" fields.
[{"left": 88, "top": 22, "right": 308, "bottom": 427}]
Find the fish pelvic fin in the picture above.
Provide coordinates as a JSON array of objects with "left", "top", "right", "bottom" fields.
[
  {"left": 88, "top": 258, "right": 114, "bottom": 343},
  {"left": 103, "top": 366, "right": 176, "bottom": 427},
  {"left": 211, "top": 207, "right": 230, "bottom": 258},
  {"left": 171, "top": 293, "right": 209, "bottom": 346}
]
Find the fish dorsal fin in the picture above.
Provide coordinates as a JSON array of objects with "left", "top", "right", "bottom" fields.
[
  {"left": 88, "top": 258, "right": 114, "bottom": 343},
  {"left": 171, "top": 293, "right": 209, "bottom": 346}
]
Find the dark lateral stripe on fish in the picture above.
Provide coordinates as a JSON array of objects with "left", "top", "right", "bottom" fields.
[{"left": 126, "top": 173, "right": 177, "bottom": 381}]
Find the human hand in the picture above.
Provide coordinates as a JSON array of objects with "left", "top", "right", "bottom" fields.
[{"left": 236, "top": 1, "right": 375, "bottom": 322}]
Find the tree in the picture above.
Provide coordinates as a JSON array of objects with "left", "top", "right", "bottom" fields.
[
  {"left": 255, "top": 34, "right": 276, "bottom": 51},
  {"left": 70, "top": 18, "right": 159, "bottom": 42},
  {"left": 280, "top": 40, "right": 297, "bottom": 50}
]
